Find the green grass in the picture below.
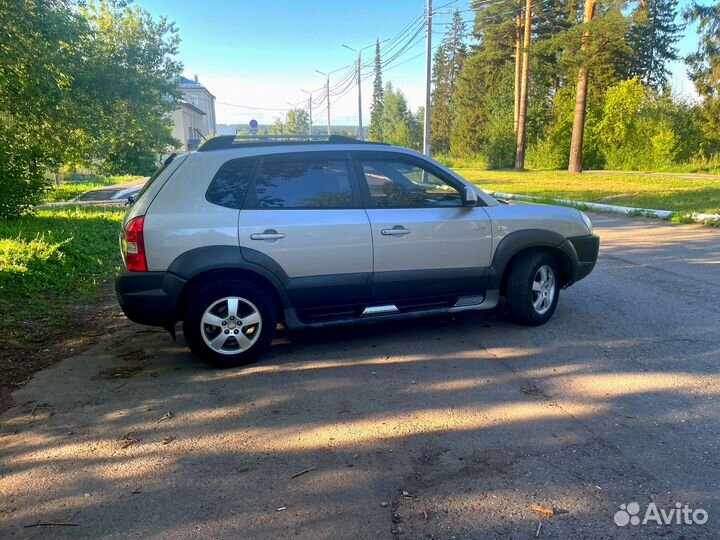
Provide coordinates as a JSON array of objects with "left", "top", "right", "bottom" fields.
[
  {"left": 453, "top": 169, "right": 720, "bottom": 215},
  {"left": 0, "top": 205, "right": 125, "bottom": 340},
  {"left": 43, "top": 175, "right": 142, "bottom": 203}
]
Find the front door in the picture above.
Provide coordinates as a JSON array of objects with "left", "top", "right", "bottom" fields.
[
  {"left": 355, "top": 153, "right": 493, "bottom": 304},
  {"left": 238, "top": 152, "right": 372, "bottom": 309}
]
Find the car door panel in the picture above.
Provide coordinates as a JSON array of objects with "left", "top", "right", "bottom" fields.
[
  {"left": 355, "top": 153, "right": 493, "bottom": 304},
  {"left": 237, "top": 153, "right": 373, "bottom": 309}
]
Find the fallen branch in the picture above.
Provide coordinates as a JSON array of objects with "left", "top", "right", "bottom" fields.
[
  {"left": 290, "top": 466, "right": 316, "bottom": 479},
  {"left": 24, "top": 521, "right": 79, "bottom": 528}
]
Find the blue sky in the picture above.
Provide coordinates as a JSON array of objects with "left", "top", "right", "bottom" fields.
[{"left": 140, "top": 0, "right": 700, "bottom": 127}]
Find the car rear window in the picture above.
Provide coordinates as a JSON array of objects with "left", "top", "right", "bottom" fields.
[
  {"left": 246, "top": 158, "right": 352, "bottom": 209},
  {"left": 206, "top": 157, "right": 256, "bottom": 209}
]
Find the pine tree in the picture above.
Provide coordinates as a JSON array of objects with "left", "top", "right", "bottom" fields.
[
  {"left": 452, "top": 0, "right": 516, "bottom": 160},
  {"left": 431, "top": 10, "right": 467, "bottom": 154},
  {"left": 367, "top": 39, "right": 385, "bottom": 142},
  {"left": 684, "top": 1, "right": 720, "bottom": 152},
  {"left": 627, "top": 0, "right": 683, "bottom": 92}
]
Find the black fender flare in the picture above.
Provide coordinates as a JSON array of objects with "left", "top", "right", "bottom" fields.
[
  {"left": 166, "top": 245, "right": 291, "bottom": 308},
  {"left": 488, "top": 229, "right": 580, "bottom": 289}
]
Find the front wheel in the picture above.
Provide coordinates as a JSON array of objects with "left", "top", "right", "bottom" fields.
[
  {"left": 505, "top": 252, "right": 560, "bottom": 326},
  {"left": 183, "top": 281, "right": 276, "bottom": 367}
]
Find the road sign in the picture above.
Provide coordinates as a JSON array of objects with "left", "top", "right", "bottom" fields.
[{"left": 249, "top": 119, "right": 259, "bottom": 135}]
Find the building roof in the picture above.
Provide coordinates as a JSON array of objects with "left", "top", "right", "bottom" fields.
[
  {"left": 178, "top": 75, "right": 216, "bottom": 99},
  {"left": 178, "top": 100, "right": 207, "bottom": 115}
]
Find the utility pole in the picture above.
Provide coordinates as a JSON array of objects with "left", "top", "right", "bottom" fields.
[
  {"left": 342, "top": 45, "right": 364, "bottom": 140},
  {"left": 301, "top": 89, "right": 313, "bottom": 135},
  {"left": 568, "top": 0, "right": 598, "bottom": 173},
  {"left": 342, "top": 40, "right": 388, "bottom": 141},
  {"left": 513, "top": 1, "right": 522, "bottom": 134},
  {"left": 423, "top": 0, "right": 432, "bottom": 156},
  {"left": 316, "top": 69, "right": 331, "bottom": 136},
  {"left": 514, "top": 0, "right": 532, "bottom": 171}
]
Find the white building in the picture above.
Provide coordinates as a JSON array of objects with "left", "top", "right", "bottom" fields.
[
  {"left": 170, "top": 101, "right": 207, "bottom": 151},
  {"left": 171, "top": 75, "right": 217, "bottom": 150}
]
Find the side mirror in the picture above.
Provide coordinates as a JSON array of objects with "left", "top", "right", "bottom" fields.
[
  {"left": 126, "top": 194, "right": 136, "bottom": 205},
  {"left": 463, "top": 186, "right": 479, "bottom": 207}
]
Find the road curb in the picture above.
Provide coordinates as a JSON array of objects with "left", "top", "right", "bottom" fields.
[{"left": 484, "top": 190, "right": 720, "bottom": 225}]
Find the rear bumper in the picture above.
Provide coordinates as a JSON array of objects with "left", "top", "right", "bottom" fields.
[{"left": 115, "top": 271, "right": 185, "bottom": 327}]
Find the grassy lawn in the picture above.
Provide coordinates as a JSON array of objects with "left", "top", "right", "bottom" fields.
[
  {"left": 453, "top": 169, "right": 720, "bottom": 215},
  {"left": 0, "top": 205, "right": 125, "bottom": 342},
  {"left": 43, "top": 175, "right": 142, "bottom": 203}
]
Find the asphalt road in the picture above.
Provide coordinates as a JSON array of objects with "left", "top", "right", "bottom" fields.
[{"left": 1, "top": 214, "right": 719, "bottom": 539}]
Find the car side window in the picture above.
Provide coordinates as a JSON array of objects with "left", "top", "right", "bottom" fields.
[
  {"left": 360, "top": 159, "right": 463, "bottom": 208},
  {"left": 247, "top": 158, "right": 353, "bottom": 209},
  {"left": 205, "top": 158, "right": 255, "bottom": 209}
]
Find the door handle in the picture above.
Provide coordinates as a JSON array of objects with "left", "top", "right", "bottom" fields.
[
  {"left": 381, "top": 226, "right": 411, "bottom": 236},
  {"left": 250, "top": 229, "right": 285, "bottom": 241}
]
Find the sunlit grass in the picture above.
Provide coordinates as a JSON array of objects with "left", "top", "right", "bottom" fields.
[
  {"left": 452, "top": 169, "right": 720, "bottom": 215},
  {"left": 0, "top": 205, "right": 124, "bottom": 339}
]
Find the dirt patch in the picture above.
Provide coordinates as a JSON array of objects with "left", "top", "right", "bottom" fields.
[
  {"left": 0, "top": 286, "right": 125, "bottom": 414},
  {"left": 597, "top": 193, "right": 640, "bottom": 203},
  {"left": 97, "top": 348, "right": 150, "bottom": 379}
]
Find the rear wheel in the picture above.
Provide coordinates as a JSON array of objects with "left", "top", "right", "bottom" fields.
[
  {"left": 184, "top": 281, "right": 276, "bottom": 367},
  {"left": 505, "top": 251, "right": 560, "bottom": 326}
]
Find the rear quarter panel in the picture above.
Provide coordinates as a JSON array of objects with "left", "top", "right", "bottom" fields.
[{"left": 142, "top": 153, "right": 239, "bottom": 271}]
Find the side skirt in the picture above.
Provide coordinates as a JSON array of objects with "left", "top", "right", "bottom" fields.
[{"left": 283, "top": 290, "right": 500, "bottom": 330}]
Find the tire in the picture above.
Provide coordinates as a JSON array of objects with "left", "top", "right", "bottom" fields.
[
  {"left": 505, "top": 251, "right": 560, "bottom": 326},
  {"left": 183, "top": 280, "right": 276, "bottom": 367}
]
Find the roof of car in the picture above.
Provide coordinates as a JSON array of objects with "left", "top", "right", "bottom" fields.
[{"left": 197, "top": 134, "right": 389, "bottom": 152}]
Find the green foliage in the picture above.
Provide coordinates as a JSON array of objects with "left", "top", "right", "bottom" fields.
[
  {"left": 0, "top": 205, "right": 124, "bottom": 338},
  {"left": 0, "top": 0, "right": 180, "bottom": 217},
  {"left": 379, "top": 83, "right": 422, "bottom": 150},
  {"left": 367, "top": 40, "right": 385, "bottom": 142},
  {"left": 286, "top": 108, "right": 310, "bottom": 134},
  {"left": 627, "top": 0, "right": 682, "bottom": 91},
  {"left": 431, "top": 10, "right": 467, "bottom": 154}
]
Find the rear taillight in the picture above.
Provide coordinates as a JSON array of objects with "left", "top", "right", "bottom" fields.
[{"left": 122, "top": 216, "right": 147, "bottom": 272}]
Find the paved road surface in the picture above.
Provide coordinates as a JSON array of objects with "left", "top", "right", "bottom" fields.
[
  {"left": 1, "top": 214, "right": 719, "bottom": 539},
  {"left": 76, "top": 178, "right": 147, "bottom": 202}
]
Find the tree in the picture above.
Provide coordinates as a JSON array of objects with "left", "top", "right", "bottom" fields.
[
  {"left": 367, "top": 39, "right": 385, "bottom": 142},
  {"left": 452, "top": 0, "right": 516, "bottom": 162},
  {"left": 627, "top": 0, "right": 683, "bottom": 92},
  {"left": 568, "top": 0, "right": 598, "bottom": 172},
  {"left": 286, "top": 108, "right": 310, "bottom": 134},
  {"left": 75, "top": 0, "right": 181, "bottom": 175},
  {"left": 269, "top": 118, "right": 284, "bottom": 135},
  {"left": 0, "top": 0, "right": 83, "bottom": 217},
  {"left": 379, "top": 82, "right": 422, "bottom": 150},
  {"left": 431, "top": 10, "right": 467, "bottom": 154},
  {"left": 684, "top": 0, "right": 720, "bottom": 152},
  {"left": 515, "top": 0, "right": 533, "bottom": 170}
]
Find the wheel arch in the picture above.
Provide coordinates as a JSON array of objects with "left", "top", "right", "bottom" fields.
[
  {"left": 167, "top": 246, "right": 289, "bottom": 323},
  {"left": 489, "top": 230, "right": 579, "bottom": 295}
]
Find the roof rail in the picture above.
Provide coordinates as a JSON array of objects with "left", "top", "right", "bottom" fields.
[{"left": 196, "top": 134, "right": 387, "bottom": 152}]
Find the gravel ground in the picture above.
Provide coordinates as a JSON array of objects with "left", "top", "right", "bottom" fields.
[{"left": 1, "top": 213, "right": 719, "bottom": 539}]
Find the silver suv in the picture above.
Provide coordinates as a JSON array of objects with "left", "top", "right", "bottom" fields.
[{"left": 116, "top": 136, "right": 599, "bottom": 367}]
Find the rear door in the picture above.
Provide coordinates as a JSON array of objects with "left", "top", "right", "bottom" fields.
[
  {"left": 237, "top": 151, "right": 373, "bottom": 310},
  {"left": 354, "top": 152, "right": 493, "bottom": 304}
]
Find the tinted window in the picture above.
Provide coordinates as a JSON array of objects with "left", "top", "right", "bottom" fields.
[
  {"left": 361, "top": 160, "right": 462, "bottom": 208},
  {"left": 249, "top": 158, "right": 352, "bottom": 209},
  {"left": 206, "top": 158, "right": 255, "bottom": 209}
]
